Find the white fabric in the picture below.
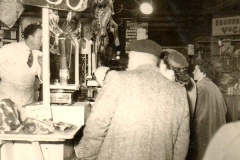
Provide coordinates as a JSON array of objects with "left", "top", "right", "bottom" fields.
[
  {"left": 0, "top": 41, "right": 42, "bottom": 121},
  {"left": 0, "top": 41, "right": 42, "bottom": 86}
]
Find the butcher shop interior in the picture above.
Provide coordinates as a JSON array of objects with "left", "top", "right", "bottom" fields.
[{"left": 1, "top": 0, "right": 240, "bottom": 160}]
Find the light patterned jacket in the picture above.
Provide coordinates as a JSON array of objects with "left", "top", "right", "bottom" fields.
[{"left": 83, "top": 64, "right": 190, "bottom": 160}]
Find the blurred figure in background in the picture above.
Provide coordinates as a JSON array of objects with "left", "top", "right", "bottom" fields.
[
  {"left": 83, "top": 39, "right": 190, "bottom": 160},
  {"left": 188, "top": 59, "right": 227, "bottom": 160},
  {"left": 203, "top": 121, "right": 240, "bottom": 160}
]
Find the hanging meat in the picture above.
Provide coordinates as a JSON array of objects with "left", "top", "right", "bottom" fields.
[
  {"left": 94, "top": 0, "right": 115, "bottom": 14},
  {"left": 91, "top": 5, "right": 112, "bottom": 36},
  {"left": 0, "top": 99, "right": 22, "bottom": 134},
  {"left": 49, "top": 9, "right": 63, "bottom": 36}
]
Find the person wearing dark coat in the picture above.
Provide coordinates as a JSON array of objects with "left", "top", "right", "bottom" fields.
[{"left": 188, "top": 59, "right": 227, "bottom": 160}]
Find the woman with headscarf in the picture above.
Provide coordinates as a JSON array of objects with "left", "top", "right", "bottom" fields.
[{"left": 159, "top": 49, "right": 197, "bottom": 119}]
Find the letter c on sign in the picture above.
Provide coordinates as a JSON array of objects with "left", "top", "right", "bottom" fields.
[{"left": 233, "top": 26, "right": 238, "bottom": 33}]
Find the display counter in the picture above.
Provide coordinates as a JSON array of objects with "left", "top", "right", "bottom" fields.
[
  {"left": 0, "top": 101, "right": 91, "bottom": 160},
  {"left": 0, "top": 126, "right": 81, "bottom": 160}
]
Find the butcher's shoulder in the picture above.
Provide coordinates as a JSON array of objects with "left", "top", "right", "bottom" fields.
[{"left": 0, "top": 42, "right": 19, "bottom": 52}]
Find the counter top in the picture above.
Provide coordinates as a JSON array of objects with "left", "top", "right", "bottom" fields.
[{"left": 0, "top": 126, "right": 81, "bottom": 142}]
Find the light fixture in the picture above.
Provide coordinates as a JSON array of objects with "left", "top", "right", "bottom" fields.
[{"left": 140, "top": 2, "right": 153, "bottom": 14}]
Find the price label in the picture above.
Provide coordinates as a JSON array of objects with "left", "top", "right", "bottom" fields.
[{"left": 25, "top": 103, "right": 52, "bottom": 120}]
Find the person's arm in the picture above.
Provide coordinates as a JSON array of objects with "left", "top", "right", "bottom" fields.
[
  {"left": 37, "top": 55, "right": 43, "bottom": 82},
  {"left": 83, "top": 71, "right": 120, "bottom": 160},
  {"left": 173, "top": 89, "right": 190, "bottom": 160}
]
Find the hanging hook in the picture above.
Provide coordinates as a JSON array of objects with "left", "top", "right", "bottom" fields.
[
  {"left": 134, "top": 0, "right": 140, "bottom": 5},
  {"left": 115, "top": 4, "right": 123, "bottom": 14},
  {"left": 118, "top": 20, "right": 123, "bottom": 26}
]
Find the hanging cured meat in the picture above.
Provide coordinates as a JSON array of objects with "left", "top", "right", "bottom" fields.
[
  {"left": 0, "top": 99, "right": 22, "bottom": 134},
  {"left": 49, "top": 9, "right": 63, "bottom": 36},
  {"left": 94, "top": 0, "right": 114, "bottom": 14},
  {"left": 92, "top": 5, "right": 112, "bottom": 36}
]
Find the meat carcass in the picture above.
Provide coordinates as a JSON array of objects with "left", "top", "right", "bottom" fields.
[
  {"left": 94, "top": 0, "right": 114, "bottom": 14},
  {"left": 49, "top": 9, "right": 63, "bottom": 36},
  {"left": 92, "top": 5, "right": 112, "bottom": 36},
  {"left": 0, "top": 99, "right": 22, "bottom": 134}
]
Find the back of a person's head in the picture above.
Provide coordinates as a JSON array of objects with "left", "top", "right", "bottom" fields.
[
  {"left": 195, "top": 59, "right": 215, "bottom": 80},
  {"left": 127, "top": 51, "right": 159, "bottom": 70},
  {"left": 107, "top": 60, "right": 126, "bottom": 71},
  {"left": 160, "top": 49, "right": 190, "bottom": 85},
  {"left": 126, "top": 39, "right": 162, "bottom": 70}
]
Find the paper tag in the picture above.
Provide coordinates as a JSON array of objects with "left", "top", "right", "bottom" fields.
[{"left": 25, "top": 103, "right": 52, "bottom": 120}]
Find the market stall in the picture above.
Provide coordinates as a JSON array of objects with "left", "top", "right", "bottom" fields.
[{"left": 0, "top": 0, "right": 117, "bottom": 159}]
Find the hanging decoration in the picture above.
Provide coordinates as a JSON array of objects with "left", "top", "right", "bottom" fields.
[
  {"left": 48, "top": 8, "right": 82, "bottom": 84},
  {"left": 0, "top": 0, "right": 24, "bottom": 28}
]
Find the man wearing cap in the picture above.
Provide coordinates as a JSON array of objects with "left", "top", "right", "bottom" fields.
[{"left": 83, "top": 39, "right": 190, "bottom": 160}]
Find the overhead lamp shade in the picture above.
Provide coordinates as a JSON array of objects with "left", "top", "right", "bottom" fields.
[{"left": 140, "top": 3, "right": 153, "bottom": 14}]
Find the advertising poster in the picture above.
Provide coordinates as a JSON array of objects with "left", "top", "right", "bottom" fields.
[{"left": 125, "top": 22, "right": 148, "bottom": 48}]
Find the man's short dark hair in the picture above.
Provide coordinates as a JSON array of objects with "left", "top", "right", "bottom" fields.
[
  {"left": 195, "top": 59, "right": 215, "bottom": 80},
  {"left": 24, "top": 23, "right": 42, "bottom": 39}
]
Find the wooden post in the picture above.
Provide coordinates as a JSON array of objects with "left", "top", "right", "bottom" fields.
[{"left": 42, "top": 8, "right": 51, "bottom": 106}]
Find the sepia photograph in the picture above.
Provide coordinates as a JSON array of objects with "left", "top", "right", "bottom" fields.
[{"left": 0, "top": 0, "right": 240, "bottom": 160}]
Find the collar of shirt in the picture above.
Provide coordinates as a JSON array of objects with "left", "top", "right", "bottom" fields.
[{"left": 23, "top": 41, "right": 31, "bottom": 51}]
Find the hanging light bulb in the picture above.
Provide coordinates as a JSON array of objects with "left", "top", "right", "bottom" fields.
[{"left": 140, "top": 2, "right": 153, "bottom": 14}]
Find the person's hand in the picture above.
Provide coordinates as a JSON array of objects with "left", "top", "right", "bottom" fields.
[
  {"left": 34, "top": 77, "right": 41, "bottom": 90},
  {"left": 37, "top": 56, "right": 43, "bottom": 66}
]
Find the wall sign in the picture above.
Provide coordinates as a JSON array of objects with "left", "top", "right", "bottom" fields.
[
  {"left": 125, "top": 22, "right": 148, "bottom": 47},
  {"left": 212, "top": 16, "right": 240, "bottom": 36}
]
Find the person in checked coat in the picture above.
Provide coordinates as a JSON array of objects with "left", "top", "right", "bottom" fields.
[{"left": 82, "top": 39, "right": 190, "bottom": 160}]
